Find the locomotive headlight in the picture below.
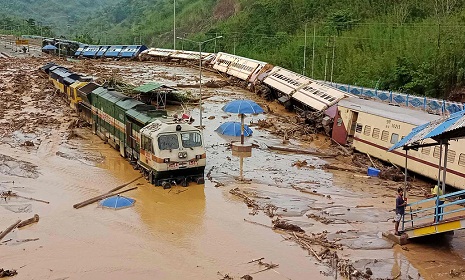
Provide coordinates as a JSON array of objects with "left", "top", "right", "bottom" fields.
[
  {"left": 195, "top": 155, "right": 202, "bottom": 160},
  {"left": 163, "top": 158, "right": 170, "bottom": 163},
  {"left": 178, "top": 152, "right": 187, "bottom": 158}
]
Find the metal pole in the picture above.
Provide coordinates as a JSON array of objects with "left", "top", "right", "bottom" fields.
[
  {"left": 437, "top": 140, "right": 443, "bottom": 188},
  {"left": 214, "top": 32, "right": 217, "bottom": 53},
  {"left": 199, "top": 42, "right": 202, "bottom": 129},
  {"left": 311, "top": 24, "right": 316, "bottom": 78},
  {"left": 404, "top": 149, "right": 408, "bottom": 197},
  {"left": 324, "top": 36, "right": 330, "bottom": 81},
  {"left": 233, "top": 36, "right": 236, "bottom": 55},
  {"left": 303, "top": 23, "right": 307, "bottom": 75},
  {"left": 330, "top": 36, "right": 336, "bottom": 83},
  {"left": 173, "top": 0, "right": 176, "bottom": 49},
  {"left": 442, "top": 141, "right": 448, "bottom": 195},
  {"left": 435, "top": 140, "right": 443, "bottom": 223}
]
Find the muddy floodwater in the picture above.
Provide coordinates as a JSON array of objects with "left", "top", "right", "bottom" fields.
[{"left": 1, "top": 56, "right": 465, "bottom": 280}]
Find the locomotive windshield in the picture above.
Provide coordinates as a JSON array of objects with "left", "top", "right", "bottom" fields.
[
  {"left": 181, "top": 132, "right": 202, "bottom": 148},
  {"left": 158, "top": 134, "right": 179, "bottom": 150}
]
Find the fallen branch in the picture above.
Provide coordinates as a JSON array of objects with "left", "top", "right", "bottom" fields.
[
  {"left": 331, "top": 138, "right": 351, "bottom": 156},
  {"left": 355, "top": 205, "right": 373, "bottom": 208},
  {"left": 247, "top": 257, "right": 265, "bottom": 264},
  {"left": 366, "top": 153, "right": 378, "bottom": 169},
  {"left": 0, "top": 220, "right": 21, "bottom": 241},
  {"left": 73, "top": 187, "right": 138, "bottom": 209},
  {"left": 292, "top": 186, "right": 326, "bottom": 197},
  {"left": 107, "top": 175, "right": 143, "bottom": 193},
  {"left": 17, "top": 214, "right": 39, "bottom": 228},
  {"left": 244, "top": 219, "right": 272, "bottom": 229},
  {"left": 15, "top": 195, "right": 49, "bottom": 204},
  {"left": 16, "top": 238, "right": 39, "bottom": 243}
]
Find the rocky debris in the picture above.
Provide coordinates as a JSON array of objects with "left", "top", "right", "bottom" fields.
[
  {"left": 0, "top": 268, "right": 17, "bottom": 278},
  {"left": 272, "top": 218, "right": 304, "bottom": 233},
  {"left": 292, "top": 160, "right": 308, "bottom": 167},
  {"left": 307, "top": 213, "right": 335, "bottom": 224}
]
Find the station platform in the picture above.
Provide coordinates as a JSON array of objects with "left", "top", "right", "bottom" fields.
[{"left": 401, "top": 189, "right": 465, "bottom": 240}]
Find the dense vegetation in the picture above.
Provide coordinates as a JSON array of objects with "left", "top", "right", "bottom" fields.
[
  {"left": 0, "top": 0, "right": 118, "bottom": 38},
  {"left": 3, "top": 0, "right": 465, "bottom": 100}
]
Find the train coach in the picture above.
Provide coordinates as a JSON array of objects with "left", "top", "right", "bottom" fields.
[
  {"left": 41, "top": 63, "right": 206, "bottom": 187},
  {"left": 139, "top": 48, "right": 215, "bottom": 63},
  {"left": 333, "top": 97, "right": 465, "bottom": 190},
  {"left": 211, "top": 52, "right": 273, "bottom": 84}
]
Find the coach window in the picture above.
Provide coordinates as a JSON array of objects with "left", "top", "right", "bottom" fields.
[
  {"left": 372, "top": 128, "right": 380, "bottom": 139},
  {"left": 421, "top": 146, "right": 431, "bottom": 156},
  {"left": 433, "top": 146, "right": 441, "bottom": 159},
  {"left": 355, "top": 123, "right": 363, "bottom": 133},
  {"left": 447, "top": 150, "right": 456, "bottom": 163},
  {"left": 381, "top": 130, "right": 389, "bottom": 142},
  {"left": 459, "top": 154, "right": 465, "bottom": 166},
  {"left": 390, "top": 133, "right": 399, "bottom": 144},
  {"left": 363, "top": 125, "right": 371, "bottom": 136}
]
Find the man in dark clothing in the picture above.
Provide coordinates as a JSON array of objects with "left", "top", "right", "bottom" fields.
[{"left": 394, "top": 188, "right": 407, "bottom": 236}]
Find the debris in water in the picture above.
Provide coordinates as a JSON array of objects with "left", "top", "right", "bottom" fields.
[{"left": 0, "top": 268, "right": 17, "bottom": 278}]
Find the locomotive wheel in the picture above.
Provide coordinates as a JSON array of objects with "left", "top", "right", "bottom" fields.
[
  {"left": 162, "top": 181, "right": 172, "bottom": 189},
  {"left": 181, "top": 179, "right": 188, "bottom": 187},
  {"left": 196, "top": 177, "right": 205, "bottom": 184}
]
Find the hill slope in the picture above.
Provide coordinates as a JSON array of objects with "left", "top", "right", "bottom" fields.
[{"left": 0, "top": 0, "right": 121, "bottom": 37}]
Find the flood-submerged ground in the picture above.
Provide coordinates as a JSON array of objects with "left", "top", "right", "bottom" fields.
[{"left": 0, "top": 55, "right": 464, "bottom": 280}]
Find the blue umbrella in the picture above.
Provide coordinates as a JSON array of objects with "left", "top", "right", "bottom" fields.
[
  {"left": 42, "top": 44, "right": 58, "bottom": 50},
  {"left": 100, "top": 195, "right": 135, "bottom": 209},
  {"left": 216, "top": 121, "right": 253, "bottom": 137},
  {"left": 222, "top": 99, "right": 264, "bottom": 144},
  {"left": 222, "top": 99, "right": 264, "bottom": 114}
]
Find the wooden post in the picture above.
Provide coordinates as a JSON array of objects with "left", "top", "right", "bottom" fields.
[
  {"left": 17, "top": 214, "right": 39, "bottom": 228},
  {"left": 240, "top": 113, "right": 245, "bottom": 145}
]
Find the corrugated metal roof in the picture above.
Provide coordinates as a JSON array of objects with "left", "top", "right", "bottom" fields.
[
  {"left": 134, "top": 82, "right": 163, "bottom": 93},
  {"left": 389, "top": 109, "right": 465, "bottom": 151},
  {"left": 338, "top": 97, "right": 439, "bottom": 126}
]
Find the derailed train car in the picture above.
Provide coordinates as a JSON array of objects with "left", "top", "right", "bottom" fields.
[
  {"left": 209, "top": 53, "right": 350, "bottom": 112},
  {"left": 41, "top": 63, "right": 206, "bottom": 188}
]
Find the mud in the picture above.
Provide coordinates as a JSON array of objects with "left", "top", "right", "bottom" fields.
[{"left": 0, "top": 47, "right": 464, "bottom": 279}]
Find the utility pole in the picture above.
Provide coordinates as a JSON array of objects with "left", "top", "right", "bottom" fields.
[
  {"left": 324, "top": 35, "right": 330, "bottom": 81},
  {"left": 233, "top": 35, "right": 236, "bottom": 55},
  {"left": 303, "top": 23, "right": 307, "bottom": 76},
  {"left": 214, "top": 32, "right": 217, "bottom": 53},
  {"left": 173, "top": 0, "right": 176, "bottom": 49},
  {"left": 311, "top": 24, "right": 316, "bottom": 78},
  {"left": 330, "top": 36, "right": 336, "bottom": 83}
]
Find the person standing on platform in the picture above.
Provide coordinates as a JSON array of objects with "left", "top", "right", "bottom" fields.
[{"left": 394, "top": 188, "right": 407, "bottom": 236}]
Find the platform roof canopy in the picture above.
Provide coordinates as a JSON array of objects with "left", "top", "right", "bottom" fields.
[
  {"left": 389, "top": 109, "right": 465, "bottom": 151},
  {"left": 134, "top": 82, "right": 163, "bottom": 93}
]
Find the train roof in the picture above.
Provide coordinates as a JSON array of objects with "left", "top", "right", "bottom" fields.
[
  {"left": 126, "top": 104, "right": 167, "bottom": 125},
  {"left": 338, "top": 97, "right": 440, "bottom": 125}
]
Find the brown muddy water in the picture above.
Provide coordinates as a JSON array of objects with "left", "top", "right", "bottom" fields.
[{"left": 0, "top": 58, "right": 464, "bottom": 279}]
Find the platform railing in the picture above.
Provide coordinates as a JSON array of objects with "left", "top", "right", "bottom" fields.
[{"left": 402, "top": 190, "right": 465, "bottom": 231}]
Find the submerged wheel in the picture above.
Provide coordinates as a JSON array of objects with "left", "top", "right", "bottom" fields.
[
  {"left": 181, "top": 179, "right": 188, "bottom": 188},
  {"left": 196, "top": 177, "right": 205, "bottom": 184},
  {"left": 162, "top": 181, "right": 172, "bottom": 189}
]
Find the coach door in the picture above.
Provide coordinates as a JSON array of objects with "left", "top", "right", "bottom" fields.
[
  {"left": 348, "top": 111, "right": 359, "bottom": 136},
  {"left": 126, "top": 122, "right": 133, "bottom": 148}
]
